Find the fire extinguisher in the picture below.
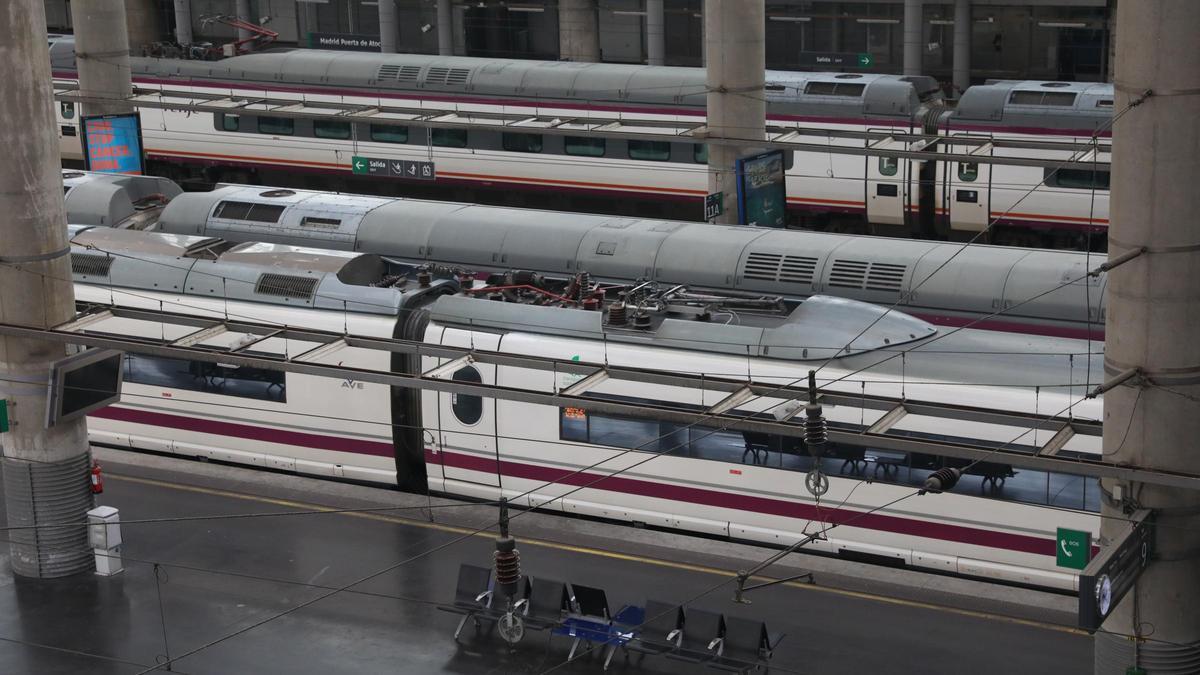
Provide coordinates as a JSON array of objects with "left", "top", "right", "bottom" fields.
[{"left": 90, "top": 461, "right": 104, "bottom": 494}]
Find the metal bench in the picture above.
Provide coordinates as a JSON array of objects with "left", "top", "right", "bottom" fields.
[
  {"left": 666, "top": 607, "right": 724, "bottom": 665},
  {"left": 435, "top": 563, "right": 494, "bottom": 641},
  {"left": 707, "top": 615, "right": 785, "bottom": 673}
]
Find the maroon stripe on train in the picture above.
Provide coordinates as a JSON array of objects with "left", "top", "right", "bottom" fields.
[
  {"left": 91, "top": 405, "right": 395, "bottom": 457},
  {"left": 428, "top": 448, "right": 1057, "bottom": 557},
  {"left": 89, "top": 405, "right": 1066, "bottom": 558}
]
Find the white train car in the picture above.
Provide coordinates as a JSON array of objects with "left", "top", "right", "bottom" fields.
[
  {"left": 48, "top": 37, "right": 1111, "bottom": 248},
  {"left": 68, "top": 225, "right": 1104, "bottom": 590}
]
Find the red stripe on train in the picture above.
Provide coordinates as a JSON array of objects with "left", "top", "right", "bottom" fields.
[{"left": 428, "top": 449, "right": 1058, "bottom": 557}]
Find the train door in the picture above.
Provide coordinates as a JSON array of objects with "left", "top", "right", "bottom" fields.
[
  {"left": 435, "top": 330, "right": 501, "bottom": 488},
  {"left": 866, "top": 138, "right": 907, "bottom": 226},
  {"left": 947, "top": 142, "right": 993, "bottom": 233}
]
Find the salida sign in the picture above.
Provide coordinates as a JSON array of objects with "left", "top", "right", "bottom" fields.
[{"left": 81, "top": 113, "right": 145, "bottom": 174}]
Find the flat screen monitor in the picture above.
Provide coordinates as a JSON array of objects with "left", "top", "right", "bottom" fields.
[{"left": 46, "top": 349, "right": 124, "bottom": 428}]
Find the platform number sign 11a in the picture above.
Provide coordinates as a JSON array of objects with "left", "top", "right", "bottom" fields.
[{"left": 705, "top": 192, "right": 724, "bottom": 220}]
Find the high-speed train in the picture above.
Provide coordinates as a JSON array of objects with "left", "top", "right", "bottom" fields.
[
  {"left": 70, "top": 224, "right": 1103, "bottom": 590},
  {"left": 151, "top": 183, "right": 1109, "bottom": 341},
  {"left": 48, "top": 36, "right": 1112, "bottom": 248}
]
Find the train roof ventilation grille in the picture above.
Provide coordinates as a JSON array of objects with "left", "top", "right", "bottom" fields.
[
  {"left": 865, "top": 262, "right": 906, "bottom": 292},
  {"left": 828, "top": 259, "right": 869, "bottom": 289},
  {"left": 778, "top": 255, "right": 818, "bottom": 284},
  {"left": 71, "top": 253, "right": 114, "bottom": 278},
  {"left": 377, "top": 64, "right": 420, "bottom": 83},
  {"left": 426, "top": 67, "right": 471, "bottom": 86},
  {"left": 254, "top": 273, "right": 318, "bottom": 300},
  {"left": 743, "top": 252, "right": 783, "bottom": 281},
  {"left": 743, "top": 252, "right": 818, "bottom": 285}
]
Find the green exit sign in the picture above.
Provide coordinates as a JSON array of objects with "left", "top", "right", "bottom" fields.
[
  {"left": 1056, "top": 528, "right": 1091, "bottom": 570},
  {"left": 0, "top": 399, "right": 9, "bottom": 433}
]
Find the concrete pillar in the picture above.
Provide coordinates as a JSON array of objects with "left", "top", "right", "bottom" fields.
[
  {"left": 903, "top": 0, "right": 923, "bottom": 76},
  {"left": 953, "top": 0, "right": 970, "bottom": 95},
  {"left": 704, "top": 0, "right": 765, "bottom": 225},
  {"left": 0, "top": 0, "right": 95, "bottom": 579},
  {"left": 236, "top": 0, "right": 252, "bottom": 42},
  {"left": 379, "top": 0, "right": 397, "bottom": 53},
  {"left": 124, "top": 0, "right": 161, "bottom": 54},
  {"left": 646, "top": 0, "right": 665, "bottom": 66},
  {"left": 174, "top": 0, "right": 193, "bottom": 45},
  {"left": 1106, "top": 0, "right": 1117, "bottom": 83},
  {"left": 437, "top": 0, "right": 453, "bottom": 56},
  {"left": 70, "top": 0, "right": 135, "bottom": 118},
  {"left": 559, "top": 0, "right": 600, "bottom": 62},
  {"left": 1093, "top": 1, "right": 1200, "bottom": 673}
]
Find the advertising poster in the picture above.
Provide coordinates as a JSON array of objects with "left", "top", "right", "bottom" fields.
[{"left": 736, "top": 150, "right": 786, "bottom": 227}]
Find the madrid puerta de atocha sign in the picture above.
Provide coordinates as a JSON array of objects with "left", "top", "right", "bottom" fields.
[{"left": 308, "top": 32, "right": 383, "bottom": 52}]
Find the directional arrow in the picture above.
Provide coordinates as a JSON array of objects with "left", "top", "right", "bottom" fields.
[
  {"left": 351, "top": 155, "right": 369, "bottom": 175},
  {"left": 857, "top": 52, "right": 873, "bottom": 68}
]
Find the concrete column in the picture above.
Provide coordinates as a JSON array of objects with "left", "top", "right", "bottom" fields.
[
  {"left": 174, "top": 0, "right": 193, "bottom": 45},
  {"left": 953, "top": 0, "right": 970, "bottom": 95},
  {"left": 437, "top": 0, "right": 453, "bottom": 56},
  {"left": 379, "top": 0, "right": 397, "bottom": 53},
  {"left": 704, "top": 0, "right": 765, "bottom": 225},
  {"left": 1094, "top": 1, "right": 1200, "bottom": 673},
  {"left": 0, "top": 0, "right": 95, "bottom": 579},
  {"left": 70, "top": 0, "right": 135, "bottom": 118},
  {"left": 559, "top": 0, "right": 600, "bottom": 62},
  {"left": 903, "top": 0, "right": 923, "bottom": 76},
  {"left": 236, "top": 0, "right": 252, "bottom": 42},
  {"left": 646, "top": 0, "right": 665, "bottom": 66},
  {"left": 124, "top": 0, "right": 161, "bottom": 53},
  {"left": 1106, "top": 0, "right": 1117, "bottom": 83}
]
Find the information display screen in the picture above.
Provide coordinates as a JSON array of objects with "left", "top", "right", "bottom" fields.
[
  {"left": 81, "top": 113, "right": 144, "bottom": 174},
  {"left": 46, "top": 349, "right": 124, "bottom": 428},
  {"left": 736, "top": 150, "right": 787, "bottom": 228}
]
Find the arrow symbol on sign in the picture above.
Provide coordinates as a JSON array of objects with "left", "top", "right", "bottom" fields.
[
  {"left": 391, "top": 161, "right": 403, "bottom": 173},
  {"left": 354, "top": 159, "right": 365, "bottom": 171}
]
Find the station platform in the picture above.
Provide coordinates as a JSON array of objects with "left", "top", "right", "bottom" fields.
[{"left": 0, "top": 448, "right": 1092, "bottom": 674}]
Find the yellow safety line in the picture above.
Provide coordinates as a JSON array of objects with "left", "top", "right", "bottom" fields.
[{"left": 108, "top": 473, "right": 1088, "bottom": 637}]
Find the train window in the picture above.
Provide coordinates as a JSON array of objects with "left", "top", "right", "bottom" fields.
[
  {"left": 222, "top": 114, "right": 240, "bottom": 132},
  {"left": 370, "top": 124, "right": 409, "bottom": 143},
  {"left": 314, "top": 120, "right": 351, "bottom": 140},
  {"left": 693, "top": 144, "right": 708, "bottom": 164},
  {"left": 60, "top": 102, "right": 75, "bottom": 120},
  {"left": 628, "top": 140, "right": 671, "bottom": 162},
  {"left": 564, "top": 136, "right": 605, "bottom": 157},
  {"left": 257, "top": 117, "right": 294, "bottom": 136},
  {"left": 1044, "top": 168, "right": 1111, "bottom": 190},
  {"left": 878, "top": 156, "right": 899, "bottom": 177},
  {"left": 213, "top": 200, "right": 286, "bottom": 223},
  {"left": 958, "top": 162, "right": 978, "bottom": 182},
  {"left": 431, "top": 128, "right": 468, "bottom": 148},
  {"left": 123, "top": 353, "right": 286, "bottom": 402},
  {"left": 450, "top": 366, "right": 483, "bottom": 425},
  {"left": 502, "top": 132, "right": 543, "bottom": 153}
]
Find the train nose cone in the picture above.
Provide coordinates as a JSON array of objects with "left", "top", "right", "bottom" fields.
[{"left": 761, "top": 295, "right": 937, "bottom": 361}]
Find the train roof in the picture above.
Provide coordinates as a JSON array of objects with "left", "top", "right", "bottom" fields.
[
  {"left": 62, "top": 170, "right": 182, "bottom": 228},
  {"left": 952, "top": 80, "right": 1113, "bottom": 129},
  {"left": 10, "top": 29, "right": 939, "bottom": 121},
  {"left": 69, "top": 224, "right": 939, "bottom": 361},
  {"left": 67, "top": 225, "right": 434, "bottom": 315},
  {"left": 156, "top": 185, "right": 1105, "bottom": 329}
]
